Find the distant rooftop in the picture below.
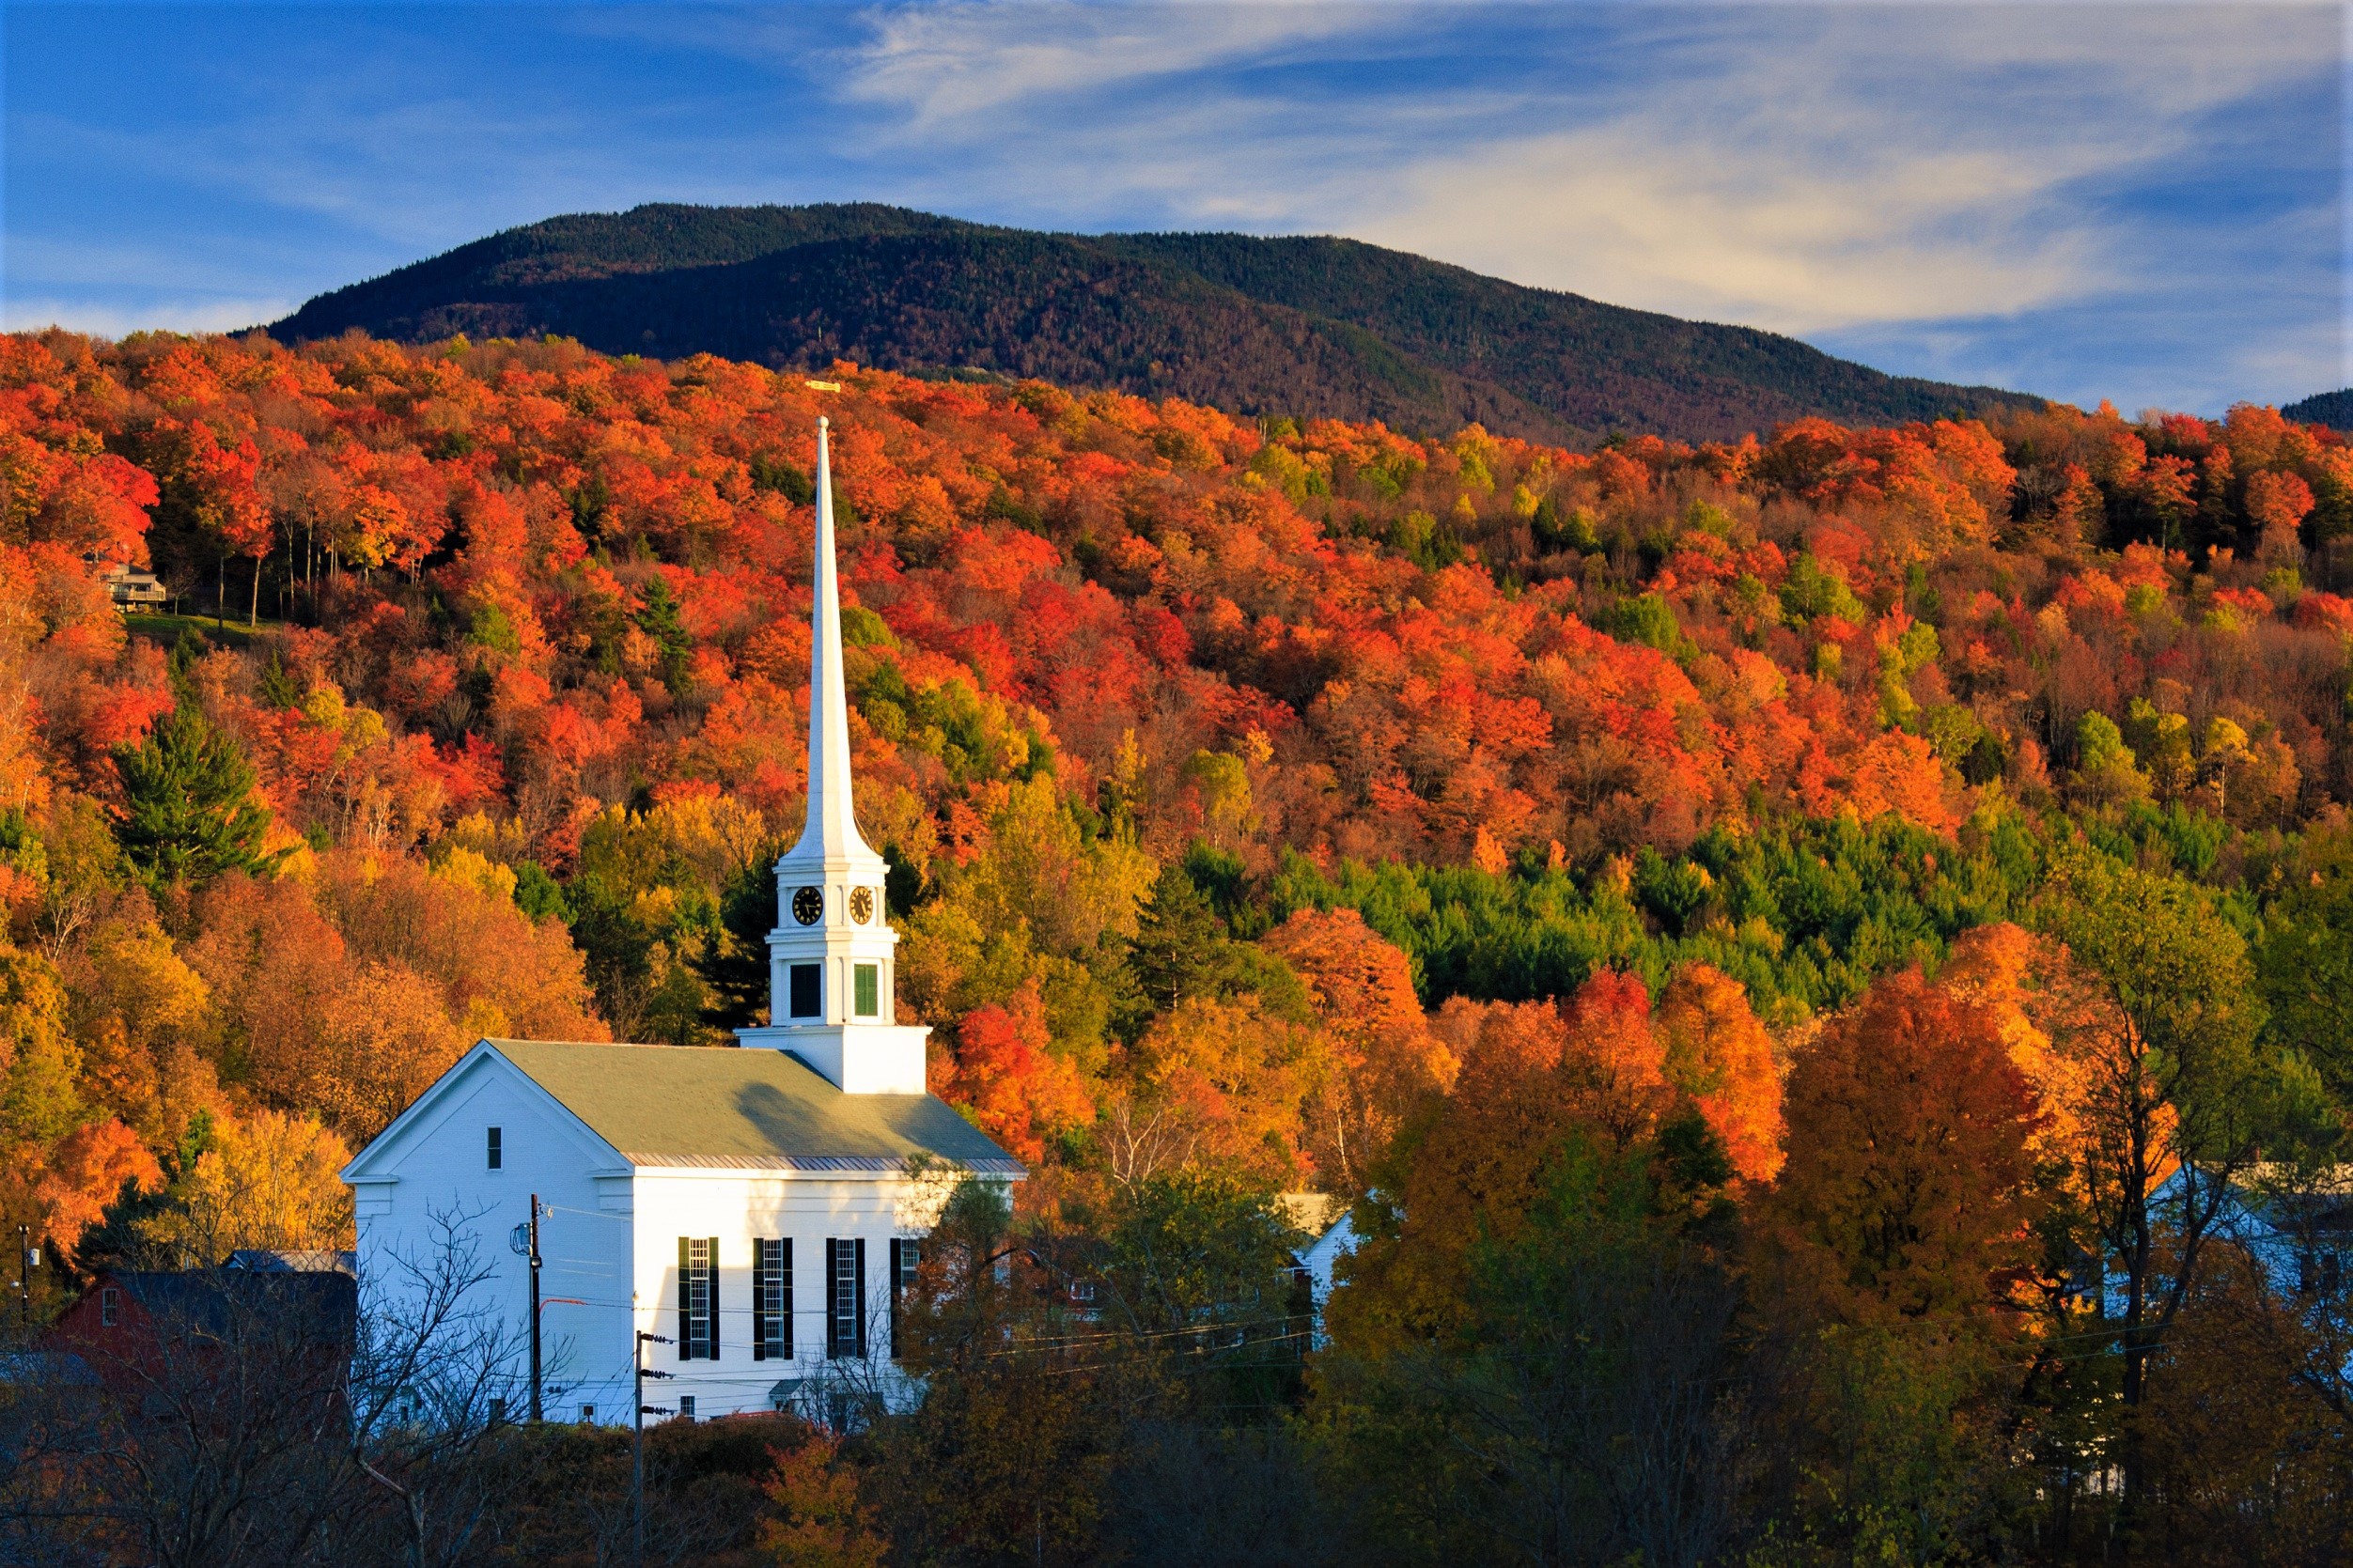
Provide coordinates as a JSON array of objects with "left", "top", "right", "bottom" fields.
[{"left": 229, "top": 1249, "right": 357, "bottom": 1275}]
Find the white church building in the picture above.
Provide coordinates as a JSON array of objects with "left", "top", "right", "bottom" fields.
[{"left": 341, "top": 417, "right": 1021, "bottom": 1424}]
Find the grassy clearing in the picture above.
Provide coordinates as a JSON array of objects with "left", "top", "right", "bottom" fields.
[{"left": 122, "top": 611, "right": 284, "bottom": 651}]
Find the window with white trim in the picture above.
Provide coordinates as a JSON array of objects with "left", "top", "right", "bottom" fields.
[
  {"left": 754, "top": 1238, "right": 790, "bottom": 1360},
  {"left": 678, "top": 1236, "right": 719, "bottom": 1359}
]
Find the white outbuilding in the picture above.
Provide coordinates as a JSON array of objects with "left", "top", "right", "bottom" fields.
[{"left": 341, "top": 416, "right": 1020, "bottom": 1425}]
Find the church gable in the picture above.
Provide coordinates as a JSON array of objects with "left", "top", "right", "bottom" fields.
[{"left": 341, "top": 1041, "right": 620, "bottom": 1186}]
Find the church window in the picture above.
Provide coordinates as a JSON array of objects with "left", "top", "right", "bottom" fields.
[
  {"left": 826, "top": 1237, "right": 865, "bottom": 1358},
  {"left": 486, "top": 1126, "right": 502, "bottom": 1170},
  {"left": 788, "top": 963, "right": 821, "bottom": 1018},
  {"left": 889, "top": 1239, "right": 920, "bottom": 1359},
  {"left": 678, "top": 1395, "right": 696, "bottom": 1420},
  {"left": 853, "top": 964, "right": 879, "bottom": 1018},
  {"left": 678, "top": 1237, "right": 719, "bottom": 1359},
  {"left": 754, "top": 1238, "right": 791, "bottom": 1360}
]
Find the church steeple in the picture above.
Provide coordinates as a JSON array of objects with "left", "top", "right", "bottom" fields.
[
  {"left": 737, "top": 416, "right": 927, "bottom": 1095},
  {"left": 791, "top": 416, "right": 880, "bottom": 867}
]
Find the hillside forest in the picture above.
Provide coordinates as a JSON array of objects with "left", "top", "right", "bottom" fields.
[{"left": 8, "top": 329, "right": 2353, "bottom": 1562}]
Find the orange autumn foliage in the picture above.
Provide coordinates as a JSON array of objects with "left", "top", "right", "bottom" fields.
[
  {"left": 1110, "top": 997, "right": 1326, "bottom": 1189},
  {"left": 1655, "top": 963, "right": 1785, "bottom": 1185},
  {"left": 36, "top": 1117, "right": 164, "bottom": 1254},
  {"left": 1933, "top": 919, "right": 2182, "bottom": 1204},
  {"left": 1937, "top": 923, "right": 2094, "bottom": 1164},
  {"left": 760, "top": 1432, "right": 888, "bottom": 1568},
  {"left": 1264, "top": 907, "right": 1454, "bottom": 1191},
  {"left": 938, "top": 980, "right": 1095, "bottom": 1166},
  {"left": 1764, "top": 964, "right": 2040, "bottom": 1323},
  {"left": 1, "top": 323, "right": 2349, "bottom": 1277},
  {"left": 1558, "top": 967, "right": 1671, "bottom": 1149},
  {"left": 1348, "top": 996, "right": 1581, "bottom": 1341},
  {"left": 1345, "top": 964, "right": 1782, "bottom": 1343}
]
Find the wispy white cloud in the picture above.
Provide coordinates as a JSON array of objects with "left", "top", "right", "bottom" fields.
[
  {"left": 823, "top": 2, "right": 2334, "bottom": 344},
  {"left": 840, "top": 0, "right": 1394, "bottom": 129},
  {"left": 1360, "top": 128, "right": 2099, "bottom": 334},
  {"left": 1, "top": 294, "right": 299, "bottom": 336}
]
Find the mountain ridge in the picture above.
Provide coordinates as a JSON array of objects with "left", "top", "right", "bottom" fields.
[
  {"left": 2285, "top": 389, "right": 2353, "bottom": 431},
  {"left": 270, "top": 202, "right": 2045, "bottom": 445}
]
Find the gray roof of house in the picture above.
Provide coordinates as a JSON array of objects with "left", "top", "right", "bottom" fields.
[
  {"left": 104, "top": 1270, "right": 357, "bottom": 1341},
  {"left": 488, "top": 1040, "right": 1021, "bottom": 1175}
]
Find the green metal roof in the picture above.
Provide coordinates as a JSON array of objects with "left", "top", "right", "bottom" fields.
[{"left": 487, "top": 1040, "right": 1021, "bottom": 1175}]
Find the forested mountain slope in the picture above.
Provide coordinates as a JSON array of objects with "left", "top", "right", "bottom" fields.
[
  {"left": 269, "top": 203, "right": 2040, "bottom": 444},
  {"left": 8, "top": 329, "right": 2353, "bottom": 1557},
  {"left": 2287, "top": 387, "right": 2353, "bottom": 430}
]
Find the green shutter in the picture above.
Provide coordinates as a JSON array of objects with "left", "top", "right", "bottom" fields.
[
  {"left": 888, "top": 1239, "right": 902, "bottom": 1359},
  {"left": 708, "top": 1237, "right": 721, "bottom": 1358},
  {"left": 890, "top": 1238, "right": 920, "bottom": 1361},
  {"left": 854, "top": 1238, "right": 867, "bottom": 1358},
  {"left": 677, "top": 1236, "right": 691, "bottom": 1361}
]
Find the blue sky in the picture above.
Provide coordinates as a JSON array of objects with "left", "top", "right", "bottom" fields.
[{"left": 4, "top": 2, "right": 2345, "bottom": 414}]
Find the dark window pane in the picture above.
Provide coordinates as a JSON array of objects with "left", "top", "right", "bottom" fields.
[{"left": 789, "top": 963, "right": 822, "bottom": 1018}]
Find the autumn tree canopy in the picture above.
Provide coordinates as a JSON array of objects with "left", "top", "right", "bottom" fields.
[{"left": 3, "top": 328, "right": 2353, "bottom": 1560}]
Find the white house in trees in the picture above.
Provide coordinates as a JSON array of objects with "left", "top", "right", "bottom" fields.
[{"left": 341, "top": 418, "right": 1021, "bottom": 1425}]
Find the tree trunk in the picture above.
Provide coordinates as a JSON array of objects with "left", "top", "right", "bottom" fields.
[{"left": 250, "top": 555, "right": 261, "bottom": 627}]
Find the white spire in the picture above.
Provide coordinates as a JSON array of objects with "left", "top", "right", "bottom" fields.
[
  {"left": 787, "top": 416, "right": 880, "bottom": 867},
  {"left": 742, "top": 415, "right": 924, "bottom": 1093}
]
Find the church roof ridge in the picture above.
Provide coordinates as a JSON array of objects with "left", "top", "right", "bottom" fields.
[{"left": 480, "top": 1036, "right": 1020, "bottom": 1174}]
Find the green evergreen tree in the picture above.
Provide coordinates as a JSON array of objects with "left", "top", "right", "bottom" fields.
[
  {"left": 1122, "top": 861, "right": 1235, "bottom": 1021},
  {"left": 111, "top": 706, "right": 277, "bottom": 888},
  {"left": 511, "top": 860, "right": 573, "bottom": 925},
  {"left": 634, "top": 576, "right": 693, "bottom": 693},
  {"left": 697, "top": 843, "right": 787, "bottom": 1031},
  {"left": 255, "top": 648, "right": 304, "bottom": 708}
]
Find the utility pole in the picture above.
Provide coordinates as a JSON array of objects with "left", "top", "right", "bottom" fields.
[
  {"left": 528, "top": 1195, "right": 543, "bottom": 1421},
  {"left": 508, "top": 1197, "right": 548, "bottom": 1421},
  {"left": 634, "top": 1327, "right": 673, "bottom": 1568},
  {"left": 15, "top": 1225, "right": 33, "bottom": 1337}
]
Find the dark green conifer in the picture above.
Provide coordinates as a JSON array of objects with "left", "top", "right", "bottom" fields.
[
  {"left": 112, "top": 706, "right": 277, "bottom": 888},
  {"left": 1125, "top": 861, "right": 1234, "bottom": 1017},
  {"left": 634, "top": 577, "right": 693, "bottom": 692}
]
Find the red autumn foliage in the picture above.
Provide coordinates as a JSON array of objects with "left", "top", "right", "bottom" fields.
[{"left": 937, "top": 980, "right": 1095, "bottom": 1166}]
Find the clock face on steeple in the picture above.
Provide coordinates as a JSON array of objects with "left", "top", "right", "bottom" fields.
[
  {"left": 792, "top": 886, "right": 824, "bottom": 925},
  {"left": 849, "top": 886, "right": 875, "bottom": 924}
]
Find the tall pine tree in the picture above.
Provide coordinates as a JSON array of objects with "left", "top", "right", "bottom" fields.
[
  {"left": 112, "top": 706, "right": 276, "bottom": 888},
  {"left": 1121, "top": 862, "right": 1234, "bottom": 1020}
]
